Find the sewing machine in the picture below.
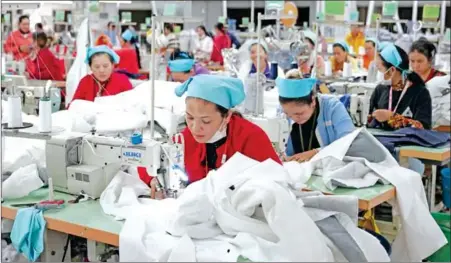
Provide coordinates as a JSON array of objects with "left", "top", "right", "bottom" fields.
[
  {"left": 247, "top": 116, "right": 290, "bottom": 157},
  {"left": 15, "top": 86, "right": 61, "bottom": 115},
  {"left": 45, "top": 133, "right": 183, "bottom": 198}
]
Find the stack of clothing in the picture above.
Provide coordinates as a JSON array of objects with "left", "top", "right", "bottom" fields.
[{"left": 427, "top": 75, "right": 450, "bottom": 127}]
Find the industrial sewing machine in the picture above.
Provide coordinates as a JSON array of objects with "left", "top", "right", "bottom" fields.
[
  {"left": 45, "top": 133, "right": 184, "bottom": 198},
  {"left": 248, "top": 116, "right": 290, "bottom": 157}
]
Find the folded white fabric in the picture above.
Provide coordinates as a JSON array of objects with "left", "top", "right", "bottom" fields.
[{"left": 2, "top": 163, "right": 44, "bottom": 199}]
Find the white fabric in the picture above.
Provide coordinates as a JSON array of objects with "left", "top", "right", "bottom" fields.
[
  {"left": 65, "top": 18, "right": 91, "bottom": 106},
  {"left": 426, "top": 75, "right": 450, "bottom": 127},
  {"left": 290, "top": 127, "right": 448, "bottom": 262},
  {"left": 101, "top": 153, "right": 388, "bottom": 262},
  {"left": 2, "top": 163, "right": 43, "bottom": 199}
]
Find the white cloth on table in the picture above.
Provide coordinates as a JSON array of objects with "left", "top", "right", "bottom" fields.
[
  {"left": 427, "top": 75, "right": 450, "bottom": 127},
  {"left": 286, "top": 127, "right": 448, "bottom": 262}
]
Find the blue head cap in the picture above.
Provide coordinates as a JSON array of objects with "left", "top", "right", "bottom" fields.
[
  {"left": 85, "top": 45, "right": 120, "bottom": 64},
  {"left": 168, "top": 52, "right": 195, "bottom": 72},
  {"left": 122, "top": 29, "right": 135, "bottom": 42},
  {"left": 380, "top": 43, "right": 402, "bottom": 68},
  {"left": 333, "top": 41, "right": 350, "bottom": 53},
  {"left": 378, "top": 41, "right": 390, "bottom": 52},
  {"left": 248, "top": 40, "right": 268, "bottom": 53},
  {"left": 175, "top": 75, "right": 245, "bottom": 109},
  {"left": 276, "top": 77, "right": 317, "bottom": 98},
  {"left": 303, "top": 30, "right": 317, "bottom": 44}
]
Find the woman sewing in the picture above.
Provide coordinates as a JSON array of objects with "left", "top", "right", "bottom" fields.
[
  {"left": 168, "top": 49, "right": 210, "bottom": 83},
  {"left": 210, "top": 23, "right": 231, "bottom": 65},
  {"left": 409, "top": 38, "right": 446, "bottom": 83},
  {"left": 362, "top": 38, "right": 377, "bottom": 70},
  {"left": 70, "top": 45, "right": 132, "bottom": 104},
  {"left": 119, "top": 29, "right": 141, "bottom": 71},
  {"left": 276, "top": 70, "right": 355, "bottom": 162},
  {"left": 26, "top": 32, "right": 64, "bottom": 81},
  {"left": 4, "top": 15, "right": 33, "bottom": 61},
  {"left": 238, "top": 41, "right": 284, "bottom": 81},
  {"left": 298, "top": 30, "right": 325, "bottom": 77},
  {"left": 147, "top": 75, "right": 281, "bottom": 195},
  {"left": 329, "top": 41, "right": 358, "bottom": 76},
  {"left": 369, "top": 43, "right": 432, "bottom": 130}
]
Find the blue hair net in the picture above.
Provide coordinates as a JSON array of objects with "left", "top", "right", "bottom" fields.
[
  {"left": 303, "top": 30, "right": 317, "bottom": 44},
  {"left": 168, "top": 59, "right": 196, "bottom": 72},
  {"left": 380, "top": 43, "right": 402, "bottom": 68},
  {"left": 175, "top": 75, "right": 245, "bottom": 109},
  {"left": 85, "top": 45, "right": 120, "bottom": 64},
  {"left": 334, "top": 41, "right": 350, "bottom": 53},
  {"left": 276, "top": 77, "right": 317, "bottom": 98},
  {"left": 122, "top": 29, "right": 136, "bottom": 42}
]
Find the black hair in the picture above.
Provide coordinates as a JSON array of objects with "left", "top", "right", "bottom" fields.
[
  {"left": 88, "top": 52, "right": 115, "bottom": 66},
  {"left": 279, "top": 91, "right": 315, "bottom": 106},
  {"left": 35, "top": 23, "right": 43, "bottom": 30},
  {"left": 33, "top": 32, "right": 47, "bottom": 47},
  {"left": 305, "top": 37, "right": 315, "bottom": 47},
  {"left": 365, "top": 39, "right": 376, "bottom": 47},
  {"left": 169, "top": 48, "right": 194, "bottom": 73},
  {"left": 129, "top": 35, "right": 142, "bottom": 69},
  {"left": 164, "top": 23, "right": 174, "bottom": 33},
  {"left": 18, "top": 15, "right": 29, "bottom": 24},
  {"left": 215, "top": 23, "right": 226, "bottom": 34},
  {"left": 379, "top": 44, "right": 425, "bottom": 86},
  {"left": 197, "top": 25, "right": 212, "bottom": 38},
  {"left": 333, "top": 43, "right": 347, "bottom": 52},
  {"left": 410, "top": 38, "right": 437, "bottom": 62}
]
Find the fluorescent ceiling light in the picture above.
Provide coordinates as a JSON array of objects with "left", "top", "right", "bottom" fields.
[
  {"left": 2, "top": 1, "right": 73, "bottom": 4},
  {"left": 99, "top": 1, "right": 132, "bottom": 3}
]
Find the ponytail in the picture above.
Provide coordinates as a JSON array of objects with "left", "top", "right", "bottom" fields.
[{"left": 130, "top": 36, "right": 142, "bottom": 69}]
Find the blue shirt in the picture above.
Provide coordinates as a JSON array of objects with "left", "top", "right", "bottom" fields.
[
  {"left": 104, "top": 30, "right": 118, "bottom": 46},
  {"left": 227, "top": 31, "right": 241, "bottom": 49},
  {"left": 250, "top": 63, "right": 271, "bottom": 79}
]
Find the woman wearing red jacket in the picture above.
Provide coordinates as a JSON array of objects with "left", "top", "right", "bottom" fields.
[
  {"left": 26, "top": 32, "right": 64, "bottom": 81},
  {"left": 3, "top": 15, "right": 33, "bottom": 61},
  {"left": 70, "top": 45, "right": 132, "bottom": 105},
  {"left": 145, "top": 75, "right": 281, "bottom": 196},
  {"left": 210, "top": 23, "right": 231, "bottom": 65}
]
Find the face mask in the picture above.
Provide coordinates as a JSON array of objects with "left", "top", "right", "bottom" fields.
[
  {"left": 207, "top": 120, "right": 227, "bottom": 143},
  {"left": 379, "top": 67, "right": 393, "bottom": 86}
]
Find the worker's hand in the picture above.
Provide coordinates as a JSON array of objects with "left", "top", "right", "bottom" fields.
[
  {"left": 372, "top": 109, "right": 393, "bottom": 122},
  {"left": 150, "top": 178, "right": 165, "bottom": 200},
  {"left": 286, "top": 149, "right": 319, "bottom": 163},
  {"left": 19, "top": 45, "right": 30, "bottom": 53}
]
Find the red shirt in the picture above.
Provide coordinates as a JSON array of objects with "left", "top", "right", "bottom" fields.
[
  {"left": 115, "top": 47, "right": 139, "bottom": 74},
  {"left": 70, "top": 72, "right": 132, "bottom": 105},
  {"left": 3, "top": 30, "right": 33, "bottom": 61},
  {"left": 425, "top": 68, "right": 446, "bottom": 83},
  {"left": 182, "top": 114, "right": 281, "bottom": 183},
  {"left": 26, "top": 47, "right": 64, "bottom": 81},
  {"left": 211, "top": 33, "right": 231, "bottom": 65}
]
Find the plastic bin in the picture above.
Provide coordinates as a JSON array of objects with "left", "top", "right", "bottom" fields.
[
  {"left": 427, "top": 212, "right": 450, "bottom": 262},
  {"left": 441, "top": 168, "right": 450, "bottom": 208}
]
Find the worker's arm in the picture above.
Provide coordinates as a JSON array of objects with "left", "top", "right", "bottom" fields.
[{"left": 4, "top": 34, "right": 20, "bottom": 57}]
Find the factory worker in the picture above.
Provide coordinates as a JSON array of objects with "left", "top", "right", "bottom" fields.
[
  {"left": 168, "top": 75, "right": 281, "bottom": 184},
  {"left": 238, "top": 41, "right": 284, "bottom": 81},
  {"left": 345, "top": 25, "right": 365, "bottom": 55},
  {"left": 4, "top": 15, "right": 33, "bottom": 61},
  {"left": 298, "top": 30, "right": 325, "bottom": 77},
  {"left": 120, "top": 29, "right": 141, "bottom": 70},
  {"left": 276, "top": 74, "right": 354, "bottom": 162},
  {"left": 70, "top": 45, "right": 132, "bottom": 104},
  {"left": 168, "top": 49, "right": 210, "bottom": 83},
  {"left": 409, "top": 38, "right": 446, "bottom": 83},
  {"left": 363, "top": 38, "right": 378, "bottom": 70},
  {"left": 369, "top": 43, "right": 432, "bottom": 130},
  {"left": 211, "top": 23, "right": 231, "bottom": 65},
  {"left": 329, "top": 41, "right": 358, "bottom": 75},
  {"left": 26, "top": 32, "right": 64, "bottom": 81}
]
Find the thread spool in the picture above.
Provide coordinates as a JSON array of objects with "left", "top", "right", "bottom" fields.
[
  {"left": 48, "top": 177, "right": 54, "bottom": 201},
  {"left": 7, "top": 96, "right": 23, "bottom": 128},
  {"left": 324, "top": 61, "right": 332, "bottom": 77},
  {"left": 358, "top": 46, "right": 365, "bottom": 56},
  {"left": 327, "top": 44, "right": 333, "bottom": 54},
  {"left": 38, "top": 98, "right": 52, "bottom": 133},
  {"left": 270, "top": 62, "right": 278, "bottom": 79},
  {"left": 343, "top": 62, "right": 352, "bottom": 77}
]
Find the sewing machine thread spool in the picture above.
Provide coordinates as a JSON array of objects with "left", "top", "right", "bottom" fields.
[
  {"left": 324, "top": 61, "right": 332, "bottom": 77},
  {"left": 6, "top": 95, "right": 23, "bottom": 128},
  {"left": 48, "top": 178, "right": 54, "bottom": 201},
  {"left": 343, "top": 62, "right": 352, "bottom": 78}
]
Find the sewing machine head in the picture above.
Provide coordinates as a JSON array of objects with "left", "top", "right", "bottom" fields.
[
  {"left": 12, "top": 85, "right": 62, "bottom": 115},
  {"left": 45, "top": 132, "right": 184, "bottom": 198},
  {"left": 247, "top": 116, "right": 290, "bottom": 157}
]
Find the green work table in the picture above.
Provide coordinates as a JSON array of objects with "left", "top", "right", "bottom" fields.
[
  {"left": 1, "top": 189, "right": 122, "bottom": 246},
  {"left": 304, "top": 175, "right": 396, "bottom": 210}
]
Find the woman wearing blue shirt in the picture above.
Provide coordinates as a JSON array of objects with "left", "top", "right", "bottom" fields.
[{"left": 276, "top": 75, "right": 355, "bottom": 162}]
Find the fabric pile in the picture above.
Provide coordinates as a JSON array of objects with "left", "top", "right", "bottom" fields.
[
  {"left": 291, "top": 128, "right": 447, "bottom": 261},
  {"left": 427, "top": 75, "right": 450, "bottom": 127},
  {"left": 101, "top": 153, "right": 391, "bottom": 262}
]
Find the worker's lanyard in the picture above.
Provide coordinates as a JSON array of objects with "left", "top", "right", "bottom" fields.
[
  {"left": 205, "top": 138, "right": 229, "bottom": 175},
  {"left": 92, "top": 76, "right": 109, "bottom": 97},
  {"left": 388, "top": 82, "right": 409, "bottom": 113},
  {"left": 299, "top": 107, "right": 317, "bottom": 152}
]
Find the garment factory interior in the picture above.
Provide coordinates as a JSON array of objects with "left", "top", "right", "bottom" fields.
[{"left": 1, "top": 0, "right": 451, "bottom": 262}]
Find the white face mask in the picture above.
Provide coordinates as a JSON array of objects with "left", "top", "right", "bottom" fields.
[
  {"left": 207, "top": 120, "right": 227, "bottom": 143},
  {"left": 379, "top": 67, "right": 393, "bottom": 86}
]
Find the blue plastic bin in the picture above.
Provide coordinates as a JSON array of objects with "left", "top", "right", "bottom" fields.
[{"left": 441, "top": 168, "right": 450, "bottom": 208}]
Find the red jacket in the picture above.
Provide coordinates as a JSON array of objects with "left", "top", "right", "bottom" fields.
[
  {"left": 70, "top": 72, "right": 132, "bottom": 105},
  {"left": 182, "top": 114, "right": 281, "bottom": 183},
  {"left": 115, "top": 47, "right": 139, "bottom": 74},
  {"left": 211, "top": 33, "right": 231, "bottom": 65},
  {"left": 26, "top": 47, "right": 64, "bottom": 81},
  {"left": 3, "top": 30, "right": 33, "bottom": 61}
]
